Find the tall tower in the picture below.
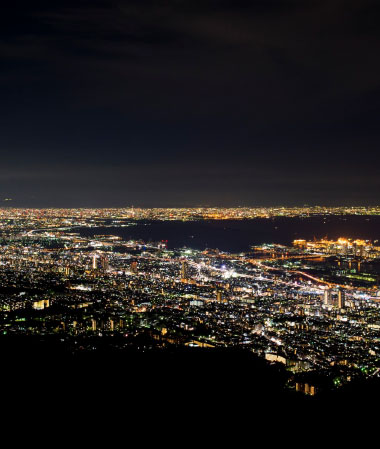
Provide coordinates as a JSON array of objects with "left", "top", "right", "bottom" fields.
[
  {"left": 100, "top": 255, "right": 109, "bottom": 271},
  {"left": 338, "top": 289, "right": 346, "bottom": 309},
  {"left": 181, "top": 261, "right": 189, "bottom": 280},
  {"left": 323, "top": 289, "right": 332, "bottom": 305},
  {"left": 92, "top": 255, "right": 97, "bottom": 270}
]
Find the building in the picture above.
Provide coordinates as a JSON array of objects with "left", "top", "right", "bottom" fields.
[
  {"left": 100, "top": 255, "right": 109, "bottom": 271},
  {"left": 338, "top": 289, "right": 346, "bottom": 309},
  {"left": 92, "top": 255, "right": 97, "bottom": 270},
  {"left": 323, "top": 289, "right": 332, "bottom": 305},
  {"left": 181, "top": 261, "right": 189, "bottom": 280}
]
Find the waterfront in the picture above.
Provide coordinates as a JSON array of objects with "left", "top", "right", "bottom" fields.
[
  {"left": 2, "top": 209, "right": 380, "bottom": 398},
  {"left": 74, "top": 215, "right": 380, "bottom": 252}
]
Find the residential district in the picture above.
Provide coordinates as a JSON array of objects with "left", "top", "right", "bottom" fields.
[{"left": 1, "top": 207, "right": 380, "bottom": 396}]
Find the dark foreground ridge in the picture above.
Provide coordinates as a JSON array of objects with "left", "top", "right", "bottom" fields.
[{"left": 2, "top": 335, "right": 380, "bottom": 415}]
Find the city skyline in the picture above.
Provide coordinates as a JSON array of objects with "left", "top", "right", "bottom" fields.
[
  {"left": 3, "top": 1, "right": 380, "bottom": 411},
  {"left": 1, "top": 210, "right": 380, "bottom": 400}
]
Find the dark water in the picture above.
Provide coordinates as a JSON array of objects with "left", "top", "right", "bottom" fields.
[{"left": 75, "top": 215, "right": 380, "bottom": 253}]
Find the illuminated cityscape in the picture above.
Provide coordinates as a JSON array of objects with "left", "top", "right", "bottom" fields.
[
  {"left": 1, "top": 207, "right": 380, "bottom": 399},
  {"left": 2, "top": 1, "right": 380, "bottom": 413},
  {"left": 1, "top": 206, "right": 380, "bottom": 222}
]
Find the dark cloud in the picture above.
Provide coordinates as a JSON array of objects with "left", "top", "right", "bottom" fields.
[{"left": 0, "top": 1, "right": 379, "bottom": 206}]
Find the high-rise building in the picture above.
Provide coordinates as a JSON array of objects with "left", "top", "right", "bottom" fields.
[
  {"left": 338, "top": 289, "right": 346, "bottom": 309},
  {"left": 92, "top": 255, "right": 97, "bottom": 270},
  {"left": 323, "top": 289, "right": 332, "bottom": 305},
  {"left": 181, "top": 261, "right": 189, "bottom": 280},
  {"left": 100, "top": 255, "right": 109, "bottom": 271}
]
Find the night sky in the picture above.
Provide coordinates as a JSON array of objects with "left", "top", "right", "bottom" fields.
[{"left": 1, "top": 1, "right": 380, "bottom": 207}]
